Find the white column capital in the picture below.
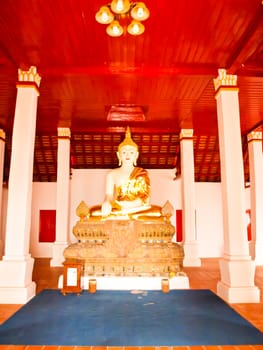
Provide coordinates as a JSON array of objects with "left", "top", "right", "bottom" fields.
[
  {"left": 213, "top": 68, "right": 237, "bottom": 91},
  {"left": 247, "top": 131, "right": 262, "bottom": 142},
  {"left": 57, "top": 127, "right": 71, "bottom": 138},
  {"left": 18, "top": 66, "right": 41, "bottom": 87},
  {"left": 180, "top": 129, "right": 193, "bottom": 140}
]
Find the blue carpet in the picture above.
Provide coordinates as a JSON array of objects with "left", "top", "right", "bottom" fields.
[{"left": 0, "top": 289, "right": 262, "bottom": 346}]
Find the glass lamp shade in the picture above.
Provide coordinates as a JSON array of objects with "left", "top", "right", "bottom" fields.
[
  {"left": 106, "top": 20, "right": 124, "bottom": 37},
  {"left": 131, "top": 2, "right": 150, "bottom": 21},
  {"left": 127, "top": 20, "right": 145, "bottom": 35},
  {"left": 95, "top": 6, "right": 114, "bottom": 24},
  {"left": 110, "top": 0, "right": 130, "bottom": 14}
]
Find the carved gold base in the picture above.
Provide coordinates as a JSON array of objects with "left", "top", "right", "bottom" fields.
[{"left": 64, "top": 219, "right": 184, "bottom": 277}]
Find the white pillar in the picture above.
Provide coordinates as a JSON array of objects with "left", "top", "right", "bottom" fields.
[
  {"left": 180, "top": 129, "right": 201, "bottom": 266},
  {"left": 51, "top": 128, "right": 71, "bottom": 266},
  {"left": 0, "top": 130, "right": 5, "bottom": 258},
  {"left": 214, "top": 69, "right": 260, "bottom": 303},
  {"left": 247, "top": 130, "right": 263, "bottom": 265},
  {"left": 0, "top": 67, "right": 41, "bottom": 303}
]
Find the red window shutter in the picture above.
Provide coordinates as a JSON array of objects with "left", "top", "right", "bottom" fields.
[
  {"left": 246, "top": 209, "right": 251, "bottom": 241},
  {"left": 39, "top": 210, "right": 56, "bottom": 242},
  {"left": 176, "top": 209, "right": 183, "bottom": 242}
]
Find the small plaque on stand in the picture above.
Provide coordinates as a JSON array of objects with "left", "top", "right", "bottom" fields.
[{"left": 61, "top": 259, "right": 84, "bottom": 295}]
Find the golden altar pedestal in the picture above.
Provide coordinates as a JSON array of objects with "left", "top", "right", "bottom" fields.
[{"left": 64, "top": 218, "right": 184, "bottom": 277}]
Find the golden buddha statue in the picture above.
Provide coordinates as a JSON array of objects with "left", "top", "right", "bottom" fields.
[
  {"left": 89, "top": 127, "right": 169, "bottom": 221},
  {"left": 66, "top": 128, "right": 184, "bottom": 278}
]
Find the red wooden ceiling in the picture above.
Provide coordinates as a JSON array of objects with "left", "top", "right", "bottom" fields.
[{"left": 0, "top": 0, "right": 262, "bottom": 182}]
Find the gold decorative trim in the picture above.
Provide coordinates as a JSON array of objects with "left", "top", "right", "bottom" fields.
[
  {"left": 213, "top": 68, "right": 237, "bottom": 91},
  {"left": 0, "top": 129, "right": 6, "bottom": 141},
  {"left": 180, "top": 129, "right": 193, "bottom": 140},
  {"left": 65, "top": 219, "right": 184, "bottom": 277},
  {"left": 18, "top": 66, "right": 41, "bottom": 87},
  {"left": 247, "top": 131, "right": 262, "bottom": 142},
  {"left": 58, "top": 127, "right": 71, "bottom": 138}
]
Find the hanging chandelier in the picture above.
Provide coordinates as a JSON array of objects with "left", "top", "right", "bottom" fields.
[{"left": 95, "top": 0, "right": 150, "bottom": 37}]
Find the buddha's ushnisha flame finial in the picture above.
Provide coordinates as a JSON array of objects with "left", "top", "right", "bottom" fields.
[{"left": 118, "top": 127, "right": 138, "bottom": 152}]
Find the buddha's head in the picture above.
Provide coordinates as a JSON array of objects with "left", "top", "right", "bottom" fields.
[{"left": 117, "top": 127, "right": 139, "bottom": 166}]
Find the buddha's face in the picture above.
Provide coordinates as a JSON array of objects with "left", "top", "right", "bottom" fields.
[{"left": 117, "top": 145, "right": 139, "bottom": 166}]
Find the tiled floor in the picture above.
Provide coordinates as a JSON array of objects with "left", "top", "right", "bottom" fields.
[{"left": 0, "top": 258, "right": 262, "bottom": 350}]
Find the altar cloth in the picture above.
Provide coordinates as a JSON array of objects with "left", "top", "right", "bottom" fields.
[{"left": 58, "top": 274, "right": 190, "bottom": 290}]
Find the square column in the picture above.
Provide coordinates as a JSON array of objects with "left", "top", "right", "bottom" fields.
[
  {"left": 51, "top": 128, "right": 71, "bottom": 266},
  {"left": 180, "top": 129, "right": 201, "bottom": 266},
  {"left": 0, "top": 67, "right": 41, "bottom": 303},
  {"left": 214, "top": 69, "right": 260, "bottom": 303},
  {"left": 0, "top": 130, "right": 5, "bottom": 258},
  {"left": 247, "top": 130, "right": 263, "bottom": 265}
]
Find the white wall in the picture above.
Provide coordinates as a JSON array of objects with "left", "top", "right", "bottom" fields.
[
  {"left": 0, "top": 187, "right": 8, "bottom": 257},
  {"left": 28, "top": 169, "right": 229, "bottom": 258},
  {"left": 195, "top": 183, "right": 224, "bottom": 257},
  {"left": 0, "top": 167, "right": 254, "bottom": 260},
  {"left": 69, "top": 169, "right": 181, "bottom": 237},
  {"left": 69, "top": 169, "right": 109, "bottom": 242},
  {"left": 30, "top": 182, "right": 57, "bottom": 257},
  {"left": 150, "top": 169, "right": 182, "bottom": 226}
]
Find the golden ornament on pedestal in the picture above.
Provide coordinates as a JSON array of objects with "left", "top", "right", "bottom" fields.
[{"left": 76, "top": 201, "right": 89, "bottom": 221}]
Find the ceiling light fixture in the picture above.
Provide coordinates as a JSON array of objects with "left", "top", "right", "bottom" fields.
[{"left": 95, "top": 0, "right": 150, "bottom": 37}]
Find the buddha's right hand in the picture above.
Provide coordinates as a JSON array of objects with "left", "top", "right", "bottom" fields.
[{"left": 101, "top": 200, "right": 112, "bottom": 217}]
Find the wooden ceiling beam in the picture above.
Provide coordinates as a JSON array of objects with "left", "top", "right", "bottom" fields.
[
  {"left": 228, "top": 14, "right": 263, "bottom": 75},
  {"left": 38, "top": 64, "right": 218, "bottom": 78}
]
